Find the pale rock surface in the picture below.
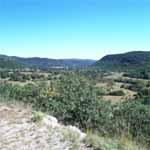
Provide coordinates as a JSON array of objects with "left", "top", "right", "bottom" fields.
[
  {"left": 67, "top": 126, "right": 87, "bottom": 141},
  {"left": 42, "top": 115, "right": 59, "bottom": 127},
  {"left": 0, "top": 104, "right": 91, "bottom": 150}
]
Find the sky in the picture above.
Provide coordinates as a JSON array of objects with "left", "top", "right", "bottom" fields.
[{"left": 0, "top": 0, "right": 150, "bottom": 59}]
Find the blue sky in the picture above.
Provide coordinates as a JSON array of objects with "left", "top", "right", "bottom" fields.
[{"left": 0, "top": 0, "right": 150, "bottom": 59}]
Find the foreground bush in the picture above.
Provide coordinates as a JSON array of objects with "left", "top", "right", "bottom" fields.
[
  {"left": 35, "top": 74, "right": 113, "bottom": 132},
  {"left": 113, "top": 100, "right": 150, "bottom": 144}
]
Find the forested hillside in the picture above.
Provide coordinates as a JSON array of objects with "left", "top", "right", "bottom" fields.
[
  {"left": 0, "top": 60, "right": 23, "bottom": 69},
  {"left": 94, "top": 51, "right": 150, "bottom": 71},
  {"left": 0, "top": 54, "right": 96, "bottom": 69}
]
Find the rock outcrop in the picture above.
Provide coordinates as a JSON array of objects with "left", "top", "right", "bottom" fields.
[{"left": 0, "top": 104, "right": 90, "bottom": 150}]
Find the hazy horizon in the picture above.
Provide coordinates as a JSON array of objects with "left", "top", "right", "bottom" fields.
[
  {"left": 0, "top": 0, "right": 150, "bottom": 59},
  {"left": 1, "top": 50, "right": 150, "bottom": 60}
]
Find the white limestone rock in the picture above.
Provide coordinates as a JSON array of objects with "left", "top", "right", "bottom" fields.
[
  {"left": 67, "top": 125, "right": 87, "bottom": 141},
  {"left": 42, "top": 115, "right": 59, "bottom": 127}
]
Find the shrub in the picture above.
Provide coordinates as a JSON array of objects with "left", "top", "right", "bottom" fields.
[
  {"left": 0, "top": 71, "right": 10, "bottom": 79},
  {"left": 95, "top": 87, "right": 108, "bottom": 96},
  {"left": 109, "top": 90, "right": 125, "bottom": 96},
  {"left": 113, "top": 100, "right": 150, "bottom": 143},
  {"left": 31, "top": 111, "right": 44, "bottom": 123},
  {"left": 44, "top": 74, "right": 113, "bottom": 132},
  {"left": 85, "top": 131, "right": 146, "bottom": 150}
]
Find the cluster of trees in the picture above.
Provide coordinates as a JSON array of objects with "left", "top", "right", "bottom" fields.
[
  {"left": 0, "top": 73, "right": 149, "bottom": 146},
  {"left": 108, "top": 90, "right": 125, "bottom": 96},
  {"left": 123, "top": 69, "right": 150, "bottom": 79},
  {"left": 0, "top": 71, "right": 48, "bottom": 82},
  {"left": 0, "top": 70, "right": 66, "bottom": 82},
  {"left": 0, "top": 71, "right": 10, "bottom": 79},
  {"left": 94, "top": 51, "right": 150, "bottom": 73},
  {"left": 0, "top": 60, "right": 23, "bottom": 69},
  {"left": 115, "top": 77, "right": 148, "bottom": 94}
]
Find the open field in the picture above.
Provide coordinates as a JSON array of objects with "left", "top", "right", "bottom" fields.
[{"left": 96, "top": 73, "right": 137, "bottom": 102}]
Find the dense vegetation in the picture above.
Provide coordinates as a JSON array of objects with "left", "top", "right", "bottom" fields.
[
  {"left": 123, "top": 69, "right": 150, "bottom": 79},
  {"left": 100, "top": 51, "right": 150, "bottom": 64},
  {"left": 94, "top": 51, "right": 150, "bottom": 72},
  {"left": 0, "top": 60, "right": 23, "bottom": 69},
  {"left": 0, "top": 70, "right": 149, "bottom": 148}
]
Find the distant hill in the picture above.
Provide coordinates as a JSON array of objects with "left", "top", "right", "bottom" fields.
[
  {"left": 94, "top": 51, "right": 150, "bottom": 71},
  {"left": 0, "top": 54, "right": 96, "bottom": 69},
  {"left": 0, "top": 60, "right": 23, "bottom": 69},
  {"left": 0, "top": 55, "right": 23, "bottom": 69}
]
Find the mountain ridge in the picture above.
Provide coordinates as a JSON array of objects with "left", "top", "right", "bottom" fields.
[
  {"left": 100, "top": 51, "right": 150, "bottom": 63},
  {"left": 94, "top": 51, "right": 150, "bottom": 71},
  {"left": 0, "top": 54, "right": 96, "bottom": 69}
]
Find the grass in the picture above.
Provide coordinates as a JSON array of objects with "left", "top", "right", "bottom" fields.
[
  {"left": 84, "top": 131, "right": 147, "bottom": 150},
  {"left": 48, "top": 126, "right": 81, "bottom": 150},
  {"left": 61, "top": 126, "right": 81, "bottom": 150},
  {"left": 31, "top": 111, "right": 44, "bottom": 123},
  {"left": 96, "top": 74, "right": 136, "bottom": 103}
]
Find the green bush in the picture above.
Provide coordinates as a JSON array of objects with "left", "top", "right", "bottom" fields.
[
  {"left": 0, "top": 71, "right": 10, "bottom": 79},
  {"left": 39, "top": 74, "right": 113, "bottom": 132},
  {"left": 31, "top": 111, "right": 44, "bottom": 123},
  {"left": 109, "top": 90, "right": 125, "bottom": 96},
  {"left": 113, "top": 100, "right": 150, "bottom": 143}
]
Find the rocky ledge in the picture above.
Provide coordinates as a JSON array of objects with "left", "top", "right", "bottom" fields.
[{"left": 0, "top": 103, "right": 91, "bottom": 150}]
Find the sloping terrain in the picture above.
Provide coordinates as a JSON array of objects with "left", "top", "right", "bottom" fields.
[
  {"left": 0, "top": 103, "right": 90, "bottom": 150},
  {"left": 94, "top": 51, "right": 150, "bottom": 71},
  {"left": 0, "top": 60, "right": 23, "bottom": 69},
  {"left": 100, "top": 51, "right": 150, "bottom": 65},
  {"left": 0, "top": 103, "right": 147, "bottom": 150}
]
